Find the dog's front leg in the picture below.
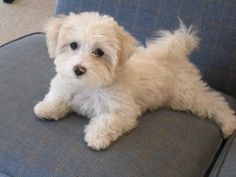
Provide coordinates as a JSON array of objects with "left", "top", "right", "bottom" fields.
[
  {"left": 34, "top": 96, "right": 70, "bottom": 121},
  {"left": 34, "top": 76, "right": 71, "bottom": 120},
  {"left": 84, "top": 112, "right": 138, "bottom": 150}
]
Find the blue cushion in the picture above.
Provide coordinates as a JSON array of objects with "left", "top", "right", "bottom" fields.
[
  {"left": 209, "top": 132, "right": 236, "bottom": 177},
  {"left": 55, "top": 0, "right": 236, "bottom": 98},
  {"left": 0, "top": 172, "right": 11, "bottom": 177},
  {"left": 0, "top": 33, "right": 235, "bottom": 177}
]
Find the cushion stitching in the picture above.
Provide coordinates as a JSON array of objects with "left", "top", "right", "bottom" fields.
[{"left": 0, "top": 32, "right": 44, "bottom": 49}]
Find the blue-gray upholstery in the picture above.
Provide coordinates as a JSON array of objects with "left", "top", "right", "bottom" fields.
[
  {"left": 209, "top": 133, "right": 236, "bottom": 177},
  {"left": 0, "top": 33, "right": 235, "bottom": 177},
  {"left": 0, "top": 172, "right": 11, "bottom": 177},
  {"left": 56, "top": 0, "right": 236, "bottom": 98},
  {"left": 216, "top": 134, "right": 236, "bottom": 177}
]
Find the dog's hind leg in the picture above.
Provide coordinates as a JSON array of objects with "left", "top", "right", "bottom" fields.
[{"left": 167, "top": 80, "right": 236, "bottom": 138}]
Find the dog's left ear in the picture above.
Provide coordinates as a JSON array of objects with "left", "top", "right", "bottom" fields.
[
  {"left": 44, "top": 16, "right": 65, "bottom": 59},
  {"left": 116, "top": 26, "right": 140, "bottom": 64}
]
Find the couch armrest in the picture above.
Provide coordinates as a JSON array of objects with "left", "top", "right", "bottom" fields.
[{"left": 210, "top": 132, "right": 236, "bottom": 177}]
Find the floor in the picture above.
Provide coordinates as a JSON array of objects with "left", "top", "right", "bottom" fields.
[{"left": 0, "top": 0, "right": 56, "bottom": 45}]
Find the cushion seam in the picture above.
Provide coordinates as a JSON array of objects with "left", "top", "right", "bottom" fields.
[
  {"left": 216, "top": 133, "right": 236, "bottom": 177},
  {"left": 0, "top": 32, "right": 44, "bottom": 49}
]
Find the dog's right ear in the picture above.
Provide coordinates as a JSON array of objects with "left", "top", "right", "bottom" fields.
[
  {"left": 116, "top": 25, "right": 140, "bottom": 65},
  {"left": 44, "top": 16, "right": 65, "bottom": 59}
]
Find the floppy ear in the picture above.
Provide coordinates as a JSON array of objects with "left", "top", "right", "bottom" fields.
[
  {"left": 44, "top": 16, "right": 65, "bottom": 59},
  {"left": 117, "top": 26, "right": 140, "bottom": 64}
]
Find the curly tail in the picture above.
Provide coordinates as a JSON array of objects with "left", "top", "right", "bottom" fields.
[{"left": 146, "top": 19, "right": 200, "bottom": 59}]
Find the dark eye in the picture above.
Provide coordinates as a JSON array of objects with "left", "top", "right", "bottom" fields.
[
  {"left": 92, "top": 48, "right": 104, "bottom": 57},
  {"left": 70, "top": 42, "right": 78, "bottom": 50}
]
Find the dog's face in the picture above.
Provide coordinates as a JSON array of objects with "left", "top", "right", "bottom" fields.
[{"left": 45, "top": 12, "right": 139, "bottom": 88}]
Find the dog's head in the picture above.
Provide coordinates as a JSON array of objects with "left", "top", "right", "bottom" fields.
[{"left": 45, "top": 12, "right": 139, "bottom": 88}]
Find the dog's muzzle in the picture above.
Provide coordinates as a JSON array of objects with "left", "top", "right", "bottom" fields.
[{"left": 73, "top": 65, "right": 86, "bottom": 76}]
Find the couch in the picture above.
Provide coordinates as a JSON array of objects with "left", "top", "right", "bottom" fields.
[{"left": 0, "top": 0, "right": 235, "bottom": 177}]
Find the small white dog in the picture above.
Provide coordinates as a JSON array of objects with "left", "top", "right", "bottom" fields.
[{"left": 34, "top": 12, "right": 236, "bottom": 150}]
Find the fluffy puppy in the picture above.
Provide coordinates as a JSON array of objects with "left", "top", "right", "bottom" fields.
[{"left": 34, "top": 12, "right": 236, "bottom": 150}]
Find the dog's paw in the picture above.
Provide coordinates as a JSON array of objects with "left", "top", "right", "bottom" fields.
[
  {"left": 34, "top": 101, "right": 64, "bottom": 120},
  {"left": 222, "top": 117, "right": 236, "bottom": 138},
  {"left": 84, "top": 127, "right": 112, "bottom": 150}
]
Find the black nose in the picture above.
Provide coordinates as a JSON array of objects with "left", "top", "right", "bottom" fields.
[{"left": 73, "top": 65, "right": 86, "bottom": 76}]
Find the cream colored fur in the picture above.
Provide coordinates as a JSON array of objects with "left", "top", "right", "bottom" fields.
[{"left": 34, "top": 12, "right": 236, "bottom": 150}]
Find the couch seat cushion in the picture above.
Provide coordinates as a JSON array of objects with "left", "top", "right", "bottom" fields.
[{"left": 0, "top": 33, "right": 235, "bottom": 177}]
